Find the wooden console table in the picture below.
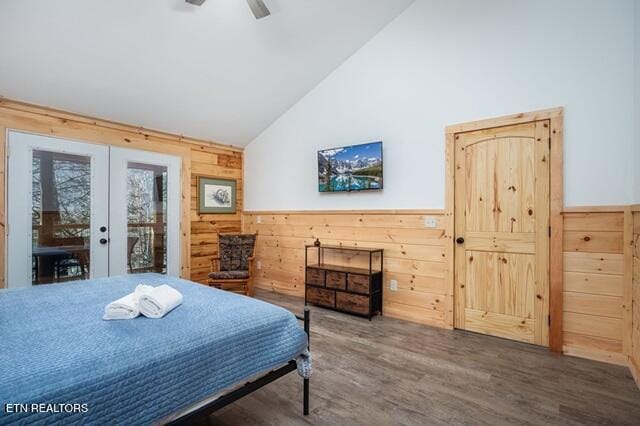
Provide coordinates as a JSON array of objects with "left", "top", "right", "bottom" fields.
[{"left": 304, "top": 244, "right": 383, "bottom": 320}]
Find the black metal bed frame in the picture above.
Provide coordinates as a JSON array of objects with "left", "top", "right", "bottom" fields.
[{"left": 169, "top": 308, "right": 311, "bottom": 425}]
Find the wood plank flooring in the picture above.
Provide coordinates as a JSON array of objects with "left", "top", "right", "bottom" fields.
[{"left": 206, "top": 290, "right": 640, "bottom": 425}]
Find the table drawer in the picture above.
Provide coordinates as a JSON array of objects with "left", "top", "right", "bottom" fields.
[
  {"left": 347, "top": 274, "right": 370, "bottom": 294},
  {"left": 326, "top": 271, "right": 346, "bottom": 290},
  {"left": 336, "top": 292, "right": 369, "bottom": 315},
  {"left": 306, "top": 268, "right": 325, "bottom": 286},
  {"left": 306, "top": 286, "right": 335, "bottom": 308}
]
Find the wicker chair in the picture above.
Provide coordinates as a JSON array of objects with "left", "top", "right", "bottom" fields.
[{"left": 208, "top": 233, "right": 257, "bottom": 296}]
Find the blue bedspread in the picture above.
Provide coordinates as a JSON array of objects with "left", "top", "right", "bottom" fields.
[{"left": 0, "top": 274, "right": 308, "bottom": 425}]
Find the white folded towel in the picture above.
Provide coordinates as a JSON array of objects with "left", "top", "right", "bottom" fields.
[
  {"left": 103, "top": 284, "right": 154, "bottom": 320},
  {"left": 139, "top": 285, "right": 183, "bottom": 319}
]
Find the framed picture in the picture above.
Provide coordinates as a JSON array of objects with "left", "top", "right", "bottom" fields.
[{"left": 197, "top": 177, "right": 237, "bottom": 214}]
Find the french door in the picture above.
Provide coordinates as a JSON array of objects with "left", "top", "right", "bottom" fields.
[
  {"left": 109, "top": 147, "right": 181, "bottom": 278},
  {"left": 6, "top": 131, "right": 181, "bottom": 288}
]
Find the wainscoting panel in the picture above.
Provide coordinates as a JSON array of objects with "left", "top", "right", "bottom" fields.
[
  {"left": 243, "top": 211, "right": 451, "bottom": 328},
  {"left": 562, "top": 210, "right": 628, "bottom": 365}
]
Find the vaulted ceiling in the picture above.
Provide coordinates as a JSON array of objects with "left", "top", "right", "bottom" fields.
[{"left": 0, "top": 0, "right": 413, "bottom": 146}]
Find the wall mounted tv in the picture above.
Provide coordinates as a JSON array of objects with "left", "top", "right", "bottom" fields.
[{"left": 318, "top": 141, "right": 383, "bottom": 192}]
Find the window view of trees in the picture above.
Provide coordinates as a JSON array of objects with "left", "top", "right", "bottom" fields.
[
  {"left": 32, "top": 154, "right": 91, "bottom": 239},
  {"left": 32, "top": 152, "right": 92, "bottom": 283},
  {"left": 31, "top": 152, "right": 167, "bottom": 283},
  {"left": 126, "top": 165, "right": 168, "bottom": 274}
]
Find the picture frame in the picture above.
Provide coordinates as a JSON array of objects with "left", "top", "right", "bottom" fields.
[{"left": 197, "top": 177, "right": 237, "bottom": 214}]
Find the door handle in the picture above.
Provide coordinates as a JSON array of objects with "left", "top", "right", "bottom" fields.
[
  {"left": 456, "top": 237, "right": 465, "bottom": 244},
  {"left": 99, "top": 238, "right": 108, "bottom": 245}
]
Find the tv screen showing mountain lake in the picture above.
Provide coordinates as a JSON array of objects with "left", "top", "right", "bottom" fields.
[{"left": 318, "top": 141, "right": 383, "bottom": 192}]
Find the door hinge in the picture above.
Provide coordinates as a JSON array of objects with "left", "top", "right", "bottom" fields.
[
  {"left": 548, "top": 226, "right": 551, "bottom": 237},
  {"left": 548, "top": 315, "right": 551, "bottom": 326},
  {"left": 548, "top": 138, "right": 551, "bottom": 149}
]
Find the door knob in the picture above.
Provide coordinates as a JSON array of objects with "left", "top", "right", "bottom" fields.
[
  {"left": 100, "top": 226, "right": 107, "bottom": 232},
  {"left": 99, "top": 238, "right": 108, "bottom": 245},
  {"left": 456, "top": 237, "right": 465, "bottom": 244}
]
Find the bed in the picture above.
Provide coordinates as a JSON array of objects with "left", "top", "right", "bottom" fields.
[{"left": 0, "top": 273, "right": 310, "bottom": 425}]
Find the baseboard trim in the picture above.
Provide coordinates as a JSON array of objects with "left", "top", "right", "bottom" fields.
[{"left": 629, "top": 356, "right": 640, "bottom": 389}]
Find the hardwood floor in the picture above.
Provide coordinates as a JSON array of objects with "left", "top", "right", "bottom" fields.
[{"left": 207, "top": 289, "right": 640, "bottom": 426}]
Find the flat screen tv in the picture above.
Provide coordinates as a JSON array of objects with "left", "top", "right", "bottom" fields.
[{"left": 318, "top": 141, "right": 383, "bottom": 192}]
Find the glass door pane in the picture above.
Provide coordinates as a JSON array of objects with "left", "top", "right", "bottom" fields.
[
  {"left": 127, "top": 162, "right": 167, "bottom": 274},
  {"left": 109, "top": 147, "right": 181, "bottom": 277},
  {"left": 7, "top": 131, "right": 110, "bottom": 288},
  {"left": 32, "top": 150, "right": 91, "bottom": 284}
]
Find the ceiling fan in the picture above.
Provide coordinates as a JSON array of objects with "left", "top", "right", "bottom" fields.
[{"left": 185, "top": 0, "right": 271, "bottom": 20}]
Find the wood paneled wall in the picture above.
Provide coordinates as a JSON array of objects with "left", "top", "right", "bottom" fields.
[
  {"left": 245, "top": 207, "right": 639, "bottom": 376},
  {"left": 0, "top": 99, "right": 243, "bottom": 287},
  {"left": 189, "top": 147, "right": 243, "bottom": 284},
  {"left": 561, "top": 210, "right": 628, "bottom": 365},
  {"left": 243, "top": 211, "right": 453, "bottom": 328}
]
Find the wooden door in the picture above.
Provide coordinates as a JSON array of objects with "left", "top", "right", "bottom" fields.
[{"left": 454, "top": 121, "right": 550, "bottom": 345}]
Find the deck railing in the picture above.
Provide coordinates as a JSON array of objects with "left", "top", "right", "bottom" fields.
[{"left": 32, "top": 222, "right": 167, "bottom": 280}]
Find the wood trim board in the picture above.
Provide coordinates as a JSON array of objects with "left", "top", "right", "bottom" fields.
[
  {"left": 444, "top": 132, "right": 455, "bottom": 329},
  {"left": 549, "top": 115, "right": 564, "bottom": 352},
  {"left": 244, "top": 209, "right": 447, "bottom": 215},
  {"left": 445, "top": 107, "right": 563, "bottom": 134},
  {"left": 623, "top": 207, "right": 633, "bottom": 355},
  {"left": 563, "top": 205, "right": 628, "bottom": 213}
]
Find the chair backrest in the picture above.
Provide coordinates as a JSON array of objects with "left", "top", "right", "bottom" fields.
[
  {"left": 127, "top": 236, "right": 139, "bottom": 256},
  {"left": 218, "top": 234, "right": 256, "bottom": 272}
]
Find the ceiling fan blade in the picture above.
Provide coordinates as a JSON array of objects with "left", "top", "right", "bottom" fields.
[
  {"left": 185, "top": 0, "right": 207, "bottom": 5},
  {"left": 246, "top": 0, "right": 271, "bottom": 19}
]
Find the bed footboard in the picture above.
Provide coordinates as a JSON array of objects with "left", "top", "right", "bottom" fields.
[
  {"left": 169, "top": 308, "right": 311, "bottom": 424},
  {"left": 295, "top": 308, "right": 311, "bottom": 416}
]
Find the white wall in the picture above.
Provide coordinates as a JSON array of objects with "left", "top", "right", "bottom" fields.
[{"left": 245, "top": 0, "right": 637, "bottom": 210}]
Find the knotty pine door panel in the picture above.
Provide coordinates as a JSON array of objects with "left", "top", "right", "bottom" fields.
[{"left": 454, "top": 121, "right": 550, "bottom": 345}]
